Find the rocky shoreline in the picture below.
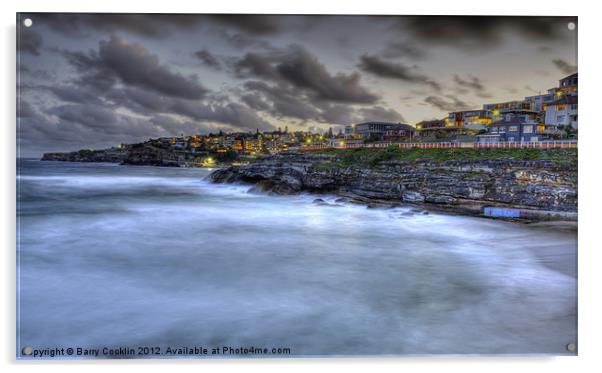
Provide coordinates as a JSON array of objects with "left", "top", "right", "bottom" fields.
[{"left": 209, "top": 152, "right": 577, "bottom": 222}]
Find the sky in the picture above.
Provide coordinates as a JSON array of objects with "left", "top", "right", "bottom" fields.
[{"left": 17, "top": 13, "right": 577, "bottom": 157}]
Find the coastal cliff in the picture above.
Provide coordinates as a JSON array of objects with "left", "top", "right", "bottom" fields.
[
  {"left": 210, "top": 149, "right": 577, "bottom": 221},
  {"left": 41, "top": 145, "right": 192, "bottom": 167},
  {"left": 41, "top": 148, "right": 127, "bottom": 163}
]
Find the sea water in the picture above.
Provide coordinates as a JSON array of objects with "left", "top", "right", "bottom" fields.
[{"left": 16, "top": 159, "right": 577, "bottom": 356}]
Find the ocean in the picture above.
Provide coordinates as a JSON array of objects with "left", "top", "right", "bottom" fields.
[{"left": 16, "top": 159, "right": 577, "bottom": 357}]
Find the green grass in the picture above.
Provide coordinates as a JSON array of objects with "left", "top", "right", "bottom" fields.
[{"left": 309, "top": 146, "right": 577, "bottom": 168}]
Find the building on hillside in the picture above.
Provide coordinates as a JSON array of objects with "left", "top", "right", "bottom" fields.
[
  {"left": 170, "top": 139, "right": 188, "bottom": 150},
  {"left": 524, "top": 92, "right": 556, "bottom": 112},
  {"left": 557, "top": 73, "right": 578, "bottom": 95},
  {"left": 415, "top": 119, "right": 445, "bottom": 130},
  {"left": 382, "top": 124, "right": 416, "bottom": 141},
  {"left": 525, "top": 73, "right": 578, "bottom": 123},
  {"left": 482, "top": 100, "right": 536, "bottom": 122},
  {"left": 344, "top": 125, "right": 354, "bottom": 137},
  {"left": 416, "top": 119, "right": 448, "bottom": 137},
  {"left": 447, "top": 110, "right": 492, "bottom": 128},
  {"left": 222, "top": 136, "right": 236, "bottom": 147},
  {"left": 345, "top": 122, "right": 415, "bottom": 141},
  {"left": 415, "top": 119, "right": 469, "bottom": 138},
  {"left": 478, "top": 114, "right": 561, "bottom": 143},
  {"left": 544, "top": 94, "right": 578, "bottom": 128}
]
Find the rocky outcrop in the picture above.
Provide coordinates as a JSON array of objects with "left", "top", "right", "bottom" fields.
[
  {"left": 41, "top": 148, "right": 127, "bottom": 163},
  {"left": 210, "top": 152, "right": 577, "bottom": 220},
  {"left": 42, "top": 145, "right": 187, "bottom": 167}
]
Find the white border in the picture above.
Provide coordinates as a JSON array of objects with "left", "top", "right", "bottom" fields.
[{"left": 3, "top": 1, "right": 600, "bottom": 372}]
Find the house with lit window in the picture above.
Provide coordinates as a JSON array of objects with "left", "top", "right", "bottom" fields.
[
  {"left": 524, "top": 92, "right": 556, "bottom": 112},
  {"left": 447, "top": 110, "right": 492, "bottom": 128},
  {"left": 478, "top": 114, "right": 561, "bottom": 143},
  {"left": 415, "top": 119, "right": 445, "bottom": 130},
  {"left": 382, "top": 124, "right": 416, "bottom": 141},
  {"left": 544, "top": 94, "right": 578, "bottom": 128},
  {"left": 345, "top": 122, "right": 415, "bottom": 141},
  {"left": 483, "top": 100, "right": 536, "bottom": 123},
  {"left": 557, "top": 73, "right": 578, "bottom": 95},
  {"left": 416, "top": 119, "right": 458, "bottom": 137},
  {"left": 525, "top": 72, "right": 577, "bottom": 122}
]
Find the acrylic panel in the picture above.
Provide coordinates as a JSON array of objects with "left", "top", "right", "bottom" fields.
[{"left": 16, "top": 13, "right": 578, "bottom": 359}]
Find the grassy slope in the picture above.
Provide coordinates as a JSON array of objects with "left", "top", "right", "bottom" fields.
[{"left": 309, "top": 146, "right": 577, "bottom": 168}]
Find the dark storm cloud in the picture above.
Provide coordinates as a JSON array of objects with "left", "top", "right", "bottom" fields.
[
  {"left": 242, "top": 80, "right": 370, "bottom": 125},
  {"left": 453, "top": 74, "right": 492, "bottom": 98},
  {"left": 169, "top": 100, "right": 275, "bottom": 131},
  {"left": 240, "top": 94, "right": 271, "bottom": 111},
  {"left": 20, "top": 65, "right": 54, "bottom": 81},
  {"left": 105, "top": 85, "right": 275, "bottom": 132},
  {"left": 17, "top": 100, "right": 37, "bottom": 118},
  {"left": 243, "top": 80, "right": 325, "bottom": 122},
  {"left": 17, "top": 28, "right": 42, "bottom": 55},
  {"left": 424, "top": 95, "right": 473, "bottom": 112},
  {"left": 277, "top": 48, "right": 379, "bottom": 103},
  {"left": 209, "top": 15, "right": 280, "bottom": 35},
  {"left": 211, "top": 28, "right": 276, "bottom": 51},
  {"left": 358, "top": 55, "right": 441, "bottom": 91},
  {"left": 49, "top": 104, "right": 117, "bottom": 130},
  {"left": 105, "top": 86, "right": 168, "bottom": 112},
  {"left": 358, "top": 106, "right": 406, "bottom": 123},
  {"left": 193, "top": 49, "right": 222, "bottom": 70},
  {"left": 235, "top": 53, "right": 280, "bottom": 80},
  {"left": 241, "top": 79, "right": 404, "bottom": 126},
  {"left": 26, "top": 13, "right": 203, "bottom": 38},
  {"left": 231, "top": 46, "right": 409, "bottom": 125},
  {"left": 62, "top": 36, "right": 208, "bottom": 99},
  {"left": 45, "top": 85, "right": 104, "bottom": 105},
  {"left": 315, "top": 103, "right": 359, "bottom": 125},
  {"left": 552, "top": 59, "right": 577, "bottom": 74},
  {"left": 381, "top": 41, "right": 426, "bottom": 60},
  {"left": 393, "top": 16, "right": 576, "bottom": 50},
  {"left": 235, "top": 46, "right": 380, "bottom": 104},
  {"left": 96, "top": 36, "right": 208, "bottom": 99}
]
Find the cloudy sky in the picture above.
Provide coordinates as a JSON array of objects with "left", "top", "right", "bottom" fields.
[{"left": 17, "top": 14, "right": 577, "bottom": 156}]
